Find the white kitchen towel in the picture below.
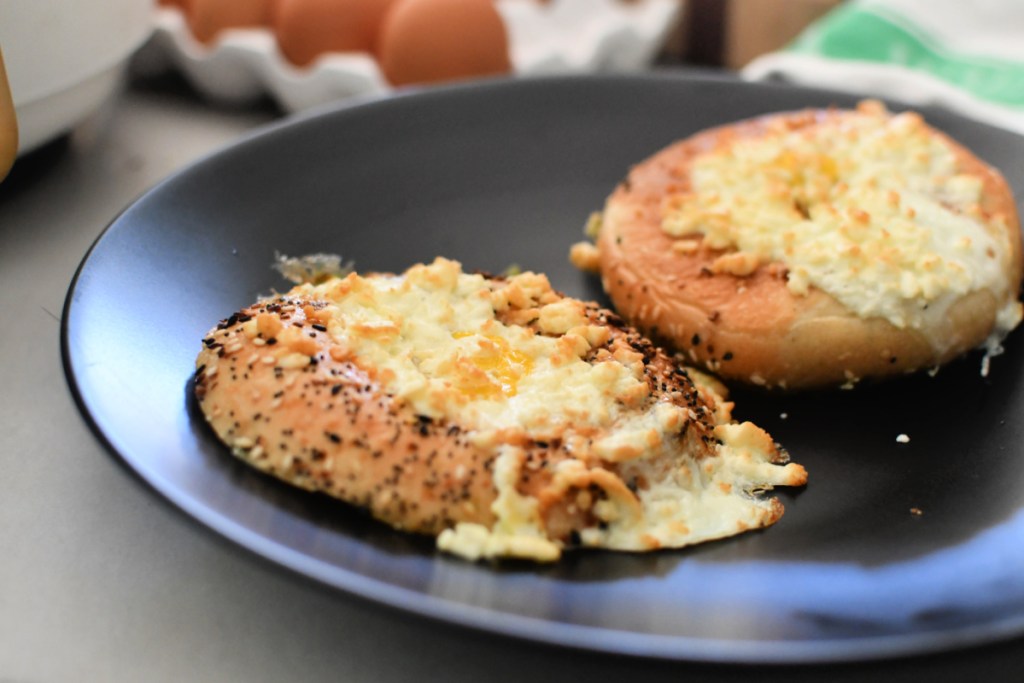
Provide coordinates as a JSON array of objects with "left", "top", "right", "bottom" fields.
[{"left": 742, "top": 0, "right": 1024, "bottom": 135}]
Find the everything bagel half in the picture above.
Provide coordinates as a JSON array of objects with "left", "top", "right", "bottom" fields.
[
  {"left": 582, "top": 101, "right": 1023, "bottom": 390},
  {"left": 194, "top": 258, "right": 806, "bottom": 562}
]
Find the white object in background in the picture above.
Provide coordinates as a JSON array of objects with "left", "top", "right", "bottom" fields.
[
  {"left": 0, "top": 0, "right": 154, "bottom": 154},
  {"left": 743, "top": 0, "right": 1024, "bottom": 135},
  {"left": 133, "top": 1, "right": 684, "bottom": 113}
]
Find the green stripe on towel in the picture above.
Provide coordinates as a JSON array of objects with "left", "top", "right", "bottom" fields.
[{"left": 786, "top": 5, "right": 1024, "bottom": 107}]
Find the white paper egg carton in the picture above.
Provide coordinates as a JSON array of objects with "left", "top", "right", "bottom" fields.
[{"left": 133, "top": 0, "right": 683, "bottom": 112}]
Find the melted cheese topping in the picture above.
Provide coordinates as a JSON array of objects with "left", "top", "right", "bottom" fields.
[
  {"left": 438, "top": 419, "right": 800, "bottom": 561},
  {"left": 292, "top": 259, "right": 649, "bottom": 443},
  {"left": 662, "top": 102, "right": 1021, "bottom": 351},
  {"left": 287, "top": 258, "right": 805, "bottom": 561}
]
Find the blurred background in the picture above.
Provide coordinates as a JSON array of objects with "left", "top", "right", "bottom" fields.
[
  {"left": 5, "top": 0, "right": 1021, "bottom": 176},
  {"left": 0, "top": 0, "right": 846, "bottom": 171}
]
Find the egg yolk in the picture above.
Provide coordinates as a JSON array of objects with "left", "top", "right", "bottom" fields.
[{"left": 452, "top": 333, "right": 533, "bottom": 400}]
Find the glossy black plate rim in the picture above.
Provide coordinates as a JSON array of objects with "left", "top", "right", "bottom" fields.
[
  {"left": 55, "top": 361, "right": 1024, "bottom": 665},
  {"left": 61, "top": 71, "right": 1024, "bottom": 664}
]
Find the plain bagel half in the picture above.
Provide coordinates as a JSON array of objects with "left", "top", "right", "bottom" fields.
[{"left": 586, "top": 101, "right": 1024, "bottom": 390}]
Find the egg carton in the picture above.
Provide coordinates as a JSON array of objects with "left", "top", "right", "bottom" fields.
[{"left": 133, "top": 0, "right": 683, "bottom": 112}]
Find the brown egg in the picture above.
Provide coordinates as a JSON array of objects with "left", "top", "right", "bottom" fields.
[
  {"left": 0, "top": 48, "right": 18, "bottom": 181},
  {"left": 378, "top": 0, "right": 512, "bottom": 87},
  {"left": 158, "top": 0, "right": 189, "bottom": 9},
  {"left": 273, "top": 0, "right": 400, "bottom": 67},
  {"left": 186, "top": 0, "right": 276, "bottom": 44}
]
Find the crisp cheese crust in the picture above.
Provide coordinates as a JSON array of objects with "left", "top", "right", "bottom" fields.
[{"left": 194, "top": 258, "right": 806, "bottom": 562}]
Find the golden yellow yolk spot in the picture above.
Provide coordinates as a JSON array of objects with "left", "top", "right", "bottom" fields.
[{"left": 452, "top": 332, "right": 535, "bottom": 400}]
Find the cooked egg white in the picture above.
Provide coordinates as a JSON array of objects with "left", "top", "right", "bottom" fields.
[{"left": 662, "top": 101, "right": 1022, "bottom": 356}]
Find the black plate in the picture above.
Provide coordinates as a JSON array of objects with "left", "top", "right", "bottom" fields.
[{"left": 63, "top": 73, "right": 1024, "bottom": 663}]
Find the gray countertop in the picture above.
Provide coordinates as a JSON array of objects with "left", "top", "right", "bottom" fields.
[{"left": 3, "top": 74, "right": 1023, "bottom": 682}]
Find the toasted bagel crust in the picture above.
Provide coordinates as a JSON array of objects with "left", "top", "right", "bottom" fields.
[
  {"left": 597, "top": 106, "right": 1023, "bottom": 389},
  {"left": 194, "top": 262, "right": 807, "bottom": 561}
]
